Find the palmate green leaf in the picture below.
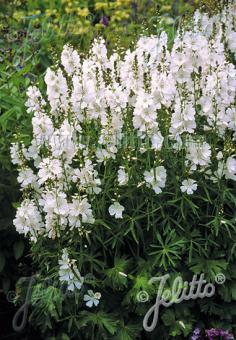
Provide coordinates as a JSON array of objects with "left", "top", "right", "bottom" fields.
[
  {"left": 189, "top": 258, "right": 228, "bottom": 281},
  {"left": 113, "top": 321, "right": 141, "bottom": 340},
  {"left": 170, "top": 321, "right": 193, "bottom": 338},
  {"left": 31, "top": 284, "right": 63, "bottom": 321},
  {"left": 219, "top": 281, "right": 236, "bottom": 302},
  {"left": 77, "top": 311, "right": 118, "bottom": 335},
  {"left": 104, "top": 257, "right": 131, "bottom": 290},
  {"left": 161, "top": 308, "right": 193, "bottom": 337},
  {"left": 149, "top": 230, "right": 186, "bottom": 270},
  {"left": 200, "top": 299, "right": 226, "bottom": 316},
  {"left": 124, "top": 272, "right": 156, "bottom": 305}
]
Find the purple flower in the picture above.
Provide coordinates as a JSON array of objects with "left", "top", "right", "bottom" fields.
[
  {"left": 206, "top": 328, "right": 234, "bottom": 340},
  {"left": 219, "top": 329, "right": 235, "bottom": 340},
  {"left": 191, "top": 327, "right": 201, "bottom": 340},
  {"left": 101, "top": 16, "right": 109, "bottom": 27}
]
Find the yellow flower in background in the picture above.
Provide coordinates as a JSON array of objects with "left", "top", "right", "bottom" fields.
[
  {"left": 112, "top": 10, "right": 130, "bottom": 22},
  {"left": 77, "top": 8, "right": 89, "bottom": 17},
  {"left": 116, "top": 0, "right": 132, "bottom": 6},
  {"left": 66, "top": 20, "right": 90, "bottom": 35},
  {"left": 95, "top": 2, "right": 109, "bottom": 11},
  {"left": 6, "top": 0, "right": 208, "bottom": 57}
]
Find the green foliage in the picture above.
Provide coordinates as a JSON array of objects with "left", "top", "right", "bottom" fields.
[
  {"left": 0, "top": 0, "right": 203, "bottom": 304},
  {"left": 149, "top": 230, "right": 186, "bottom": 269},
  {"left": 1, "top": 0, "right": 235, "bottom": 339},
  {"left": 104, "top": 257, "right": 130, "bottom": 289}
]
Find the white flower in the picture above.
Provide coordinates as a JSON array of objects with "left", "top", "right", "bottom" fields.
[
  {"left": 49, "top": 120, "right": 77, "bottom": 163},
  {"left": 180, "top": 179, "right": 198, "bottom": 195},
  {"left": 117, "top": 167, "right": 128, "bottom": 186},
  {"left": 69, "top": 197, "right": 95, "bottom": 228},
  {"left": 83, "top": 290, "right": 101, "bottom": 307},
  {"left": 45, "top": 69, "right": 69, "bottom": 114},
  {"left": 32, "top": 112, "right": 54, "bottom": 143},
  {"left": 39, "top": 191, "right": 69, "bottom": 217},
  {"left": 17, "top": 168, "right": 37, "bottom": 188},
  {"left": 59, "top": 249, "right": 84, "bottom": 291},
  {"left": 45, "top": 68, "right": 57, "bottom": 86},
  {"left": 170, "top": 101, "right": 196, "bottom": 137},
  {"left": 72, "top": 160, "right": 101, "bottom": 194},
  {"left": 144, "top": 166, "right": 167, "bottom": 194},
  {"left": 61, "top": 45, "right": 80, "bottom": 75},
  {"left": 10, "top": 143, "right": 23, "bottom": 165},
  {"left": 151, "top": 132, "right": 164, "bottom": 150},
  {"left": 109, "top": 201, "right": 125, "bottom": 219},
  {"left": 96, "top": 148, "right": 110, "bottom": 162},
  {"left": 216, "top": 151, "right": 223, "bottom": 160},
  {"left": 10, "top": 3, "right": 236, "bottom": 248},
  {"left": 38, "top": 158, "right": 63, "bottom": 185},
  {"left": 13, "top": 199, "right": 44, "bottom": 241},
  {"left": 225, "top": 156, "right": 236, "bottom": 181},
  {"left": 25, "top": 85, "right": 46, "bottom": 114},
  {"left": 186, "top": 141, "right": 211, "bottom": 168}
]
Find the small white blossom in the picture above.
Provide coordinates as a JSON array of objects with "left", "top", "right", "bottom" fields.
[
  {"left": 180, "top": 179, "right": 198, "bottom": 195},
  {"left": 225, "top": 156, "right": 236, "bottom": 181},
  {"left": 69, "top": 197, "right": 95, "bottom": 229},
  {"left": 13, "top": 199, "right": 44, "bottom": 241},
  {"left": 10, "top": 143, "right": 24, "bottom": 165},
  {"left": 17, "top": 168, "right": 37, "bottom": 188},
  {"left": 109, "top": 201, "right": 125, "bottom": 219},
  {"left": 38, "top": 158, "right": 63, "bottom": 185},
  {"left": 186, "top": 141, "right": 211, "bottom": 168},
  {"left": 151, "top": 132, "right": 164, "bottom": 150},
  {"left": 216, "top": 151, "right": 223, "bottom": 160},
  {"left": 72, "top": 160, "right": 101, "bottom": 194},
  {"left": 144, "top": 166, "right": 167, "bottom": 194},
  {"left": 117, "top": 167, "right": 128, "bottom": 186},
  {"left": 83, "top": 290, "right": 101, "bottom": 307}
]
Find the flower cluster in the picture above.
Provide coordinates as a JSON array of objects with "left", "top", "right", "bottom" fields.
[
  {"left": 205, "top": 328, "right": 234, "bottom": 340},
  {"left": 191, "top": 327, "right": 234, "bottom": 340},
  {"left": 11, "top": 2, "right": 236, "bottom": 296},
  {"left": 191, "top": 327, "right": 201, "bottom": 340}
]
